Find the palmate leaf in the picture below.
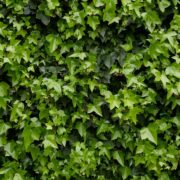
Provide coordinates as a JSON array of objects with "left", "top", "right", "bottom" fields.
[
  {"left": 113, "top": 151, "right": 124, "bottom": 166},
  {"left": 43, "top": 134, "right": 58, "bottom": 149},
  {"left": 87, "top": 104, "right": 102, "bottom": 116},
  {"left": 46, "top": 34, "right": 61, "bottom": 53},
  {"left": 93, "top": 0, "right": 105, "bottom": 7},
  {"left": 47, "top": 0, "right": 59, "bottom": 10},
  {"left": 106, "top": 94, "right": 120, "bottom": 110},
  {"left": 140, "top": 127, "right": 157, "bottom": 145},
  {"left": 87, "top": 16, "right": 100, "bottom": 30},
  {"left": 76, "top": 122, "right": 86, "bottom": 138},
  {"left": 0, "top": 82, "right": 9, "bottom": 97},
  {"left": 0, "top": 122, "right": 11, "bottom": 135},
  {"left": 165, "top": 63, "right": 180, "bottom": 78}
]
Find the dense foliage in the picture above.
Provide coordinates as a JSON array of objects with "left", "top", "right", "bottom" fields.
[{"left": 0, "top": 0, "right": 180, "bottom": 179}]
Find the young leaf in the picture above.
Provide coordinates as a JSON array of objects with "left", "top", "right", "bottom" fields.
[
  {"left": 113, "top": 151, "right": 124, "bottom": 166},
  {"left": 87, "top": 16, "right": 100, "bottom": 30},
  {"left": 140, "top": 127, "right": 157, "bottom": 145},
  {"left": 0, "top": 122, "right": 11, "bottom": 135}
]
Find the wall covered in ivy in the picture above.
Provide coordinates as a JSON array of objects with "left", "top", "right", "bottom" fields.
[{"left": 0, "top": 0, "right": 180, "bottom": 179}]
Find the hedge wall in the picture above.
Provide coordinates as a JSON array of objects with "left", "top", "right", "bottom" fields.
[{"left": 0, "top": 0, "right": 180, "bottom": 179}]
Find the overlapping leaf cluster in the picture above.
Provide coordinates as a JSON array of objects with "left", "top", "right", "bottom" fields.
[{"left": 0, "top": 0, "right": 180, "bottom": 179}]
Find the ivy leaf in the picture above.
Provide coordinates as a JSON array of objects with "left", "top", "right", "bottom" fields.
[
  {"left": 23, "top": 125, "right": 33, "bottom": 150},
  {"left": 165, "top": 63, "right": 180, "bottom": 78},
  {"left": 113, "top": 151, "right": 124, "bottom": 166},
  {"left": 4, "top": 142, "right": 18, "bottom": 159},
  {"left": 140, "top": 127, "right": 157, "bottom": 145},
  {"left": 93, "top": 0, "right": 105, "bottom": 7},
  {"left": 111, "top": 129, "right": 122, "bottom": 140},
  {"left": 87, "top": 16, "right": 100, "bottom": 30},
  {"left": 142, "top": 10, "right": 161, "bottom": 32},
  {"left": 36, "top": 12, "right": 50, "bottom": 25},
  {"left": 158, "top": 0, "right": 170, "bottom": 12},
  {"left": 69, "top": 52, "right": 87, "bottom": 60},
  {"left": 97, "top": 122, "right": 111, "bottom": 135},
  {"left": 103, "top": 0, "right": 117, "bottom": 22},
  {"left": 43, "top": 134, "right": 58, "bottom": 149},
  {"left": 47, "top": 0, "right": 59, "bottom": 10},
  {"left": 0, "top": 97, "right": 7, "bottom": 110},
  {"left": 76, "top": 122, "right": 86, "bottom": 138},
  {"left": 46, "top": 34, "right": 61, "bottom": 53},
  {"left": 120, "top": 166, "right": 131, "bottom": 180},
  {"left": 13, "top": 173, "right": 23, "bottom": 180},
  {"left": 87, "top": 104, "right": 102, "bottom": 116},
  {"left": 106, "top": 94, "right": 120, "bottom": 110},
  {"left": 0, "top": 82, "right": 9, "bottom": 97},
  {"left": 0, "top": 122, "right": 11, "bottom": 135}
]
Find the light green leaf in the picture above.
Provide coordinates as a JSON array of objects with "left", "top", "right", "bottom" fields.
[
  {"left": 0, "top": 97, "right": 7, "bottom": 110},
  {"left": 4, "top": 142, "right": 18, "bottom": 159},
  {"left": 87, "top": 16, "right": 100, "bottom": 30},
  {"left": 76, "top": 122, "right": 86, "bottom": 137},
  {"left": 46, "top": 34, "right": 61, "bottom": 53},
  {"left": 113, "top": 151, "right": 124, "bottom": 166},
  {"left": 69, "top": 52, "right": 87, "bottom": 60},
  {"left": 106, "top": 94, "right": 120, "bottom": 110},
  {"left": 87, "top": 104, "right": 102, "bottom": 116},
  {"left": 23, "top": 125, "right": 33, "bottom": 150},
  {"left": 120, "top": 166, "right": 131, "bottom": 180},
  {"left": 97, "top": 122, "right": 111, "bottom": 135},
  {"left": 160, "top": 73, "right": 170, "bottom": 87},
  {"left": 13, "top": 173, "right": 23, "bottom": 180},
  {"left": 0, "top": 122, "right": 11, "bottom": 135},
  {"left": 142, "top": 10, "right": 161, "bottom": 32},
  {"left": 0, "top": 167, "right": 11, "bottom": 175},
  {"left": 158, "top": 0, "right": 170, "bottom": 12},
  {"left": 43, "top": 134, "right": 58, "bottom": 149},
  {"left": 166, "top": 64, "right": 180, "bottom": 78},
  {"left": 47, "top": 0, "right": 59, "bottom": 10},
  {"left": 140, "top": 127, "right": 157, "bottom": 145},
  {"left": 0, "top": 82, "right": 9, "bottom": 97},
  {"left": 93, "top": 0, "right": 105, "bottom": 7}
]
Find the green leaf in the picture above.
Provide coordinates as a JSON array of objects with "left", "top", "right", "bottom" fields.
[
  {"left": 87, "top": 16, "right": 100, "bottom": 30},
  {"left": 166, "top": 63, "right": 180, "bottom": 78},
  {"left": 36, "top": 12, "right": 50, "bottom": 25},
  {"left": 4, "top": 142, "right": 18, "bottom": 159},
  {"left": 158, "top": 0, "right": 170, "bottom": 12},
  {"left": 43, "top": 134, "right": 58, "bottom": 149},
  {"left": 113, "top": 151, "right": 124, "bottom": 166},
  {"left": 69, "top": 52, "right": 87, "bottom": 60},
  {"left": 76, "top": 122, "right": 86, "bottom": 138},
  {"left": 120, "top": 166, "right": 131, "bottom": 180},
  {"left": 93, "top": 0, "right": 105, "bottom": 7},
  {"left": 47, "top": 0, "right": 59, "bottom": 10},
  {"left": 0, "top": 82, "right": 9, "bottom": 97},
  {"left": 160, "top": 73, "right": 170, "bottom": 87},
  {"left": 142, "top": 10, "right": 161, "bottom": 32},
  {"left": 46, "top": 34, "right": 61, "bottom": 53},
  {"left": 13, "top": 173, "right": 23, "bottom": 180},
  {"left": 106, "top": 94, "right": 120, "bottom": 110},
  {"left": 0, "top": 97, "right": 7, "bottom": 110},
  {"left": 0, "top": 167, "right": 11, "bottom": 175},
  {"left": 103, "top": 0, "right": 117, "bottom": 22},
  {"left": 0, "top": 122, "right": 11, "bottom": 135},
  {"left": 23, "top": 125, "right": 33, "bottom": 150},
  {"left": 87, "top": 104, "right": 102, "bottom": 116},
  {"left": 140, "top": 127, "right": 157, "bottom": 145},
  {"left": 97, "top": 122, "right": 111, "bottom": 135}
]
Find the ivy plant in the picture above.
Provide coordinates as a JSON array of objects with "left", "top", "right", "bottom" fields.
[{"left": 0, "top": 0, "right": 179, "bottom": 179}]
